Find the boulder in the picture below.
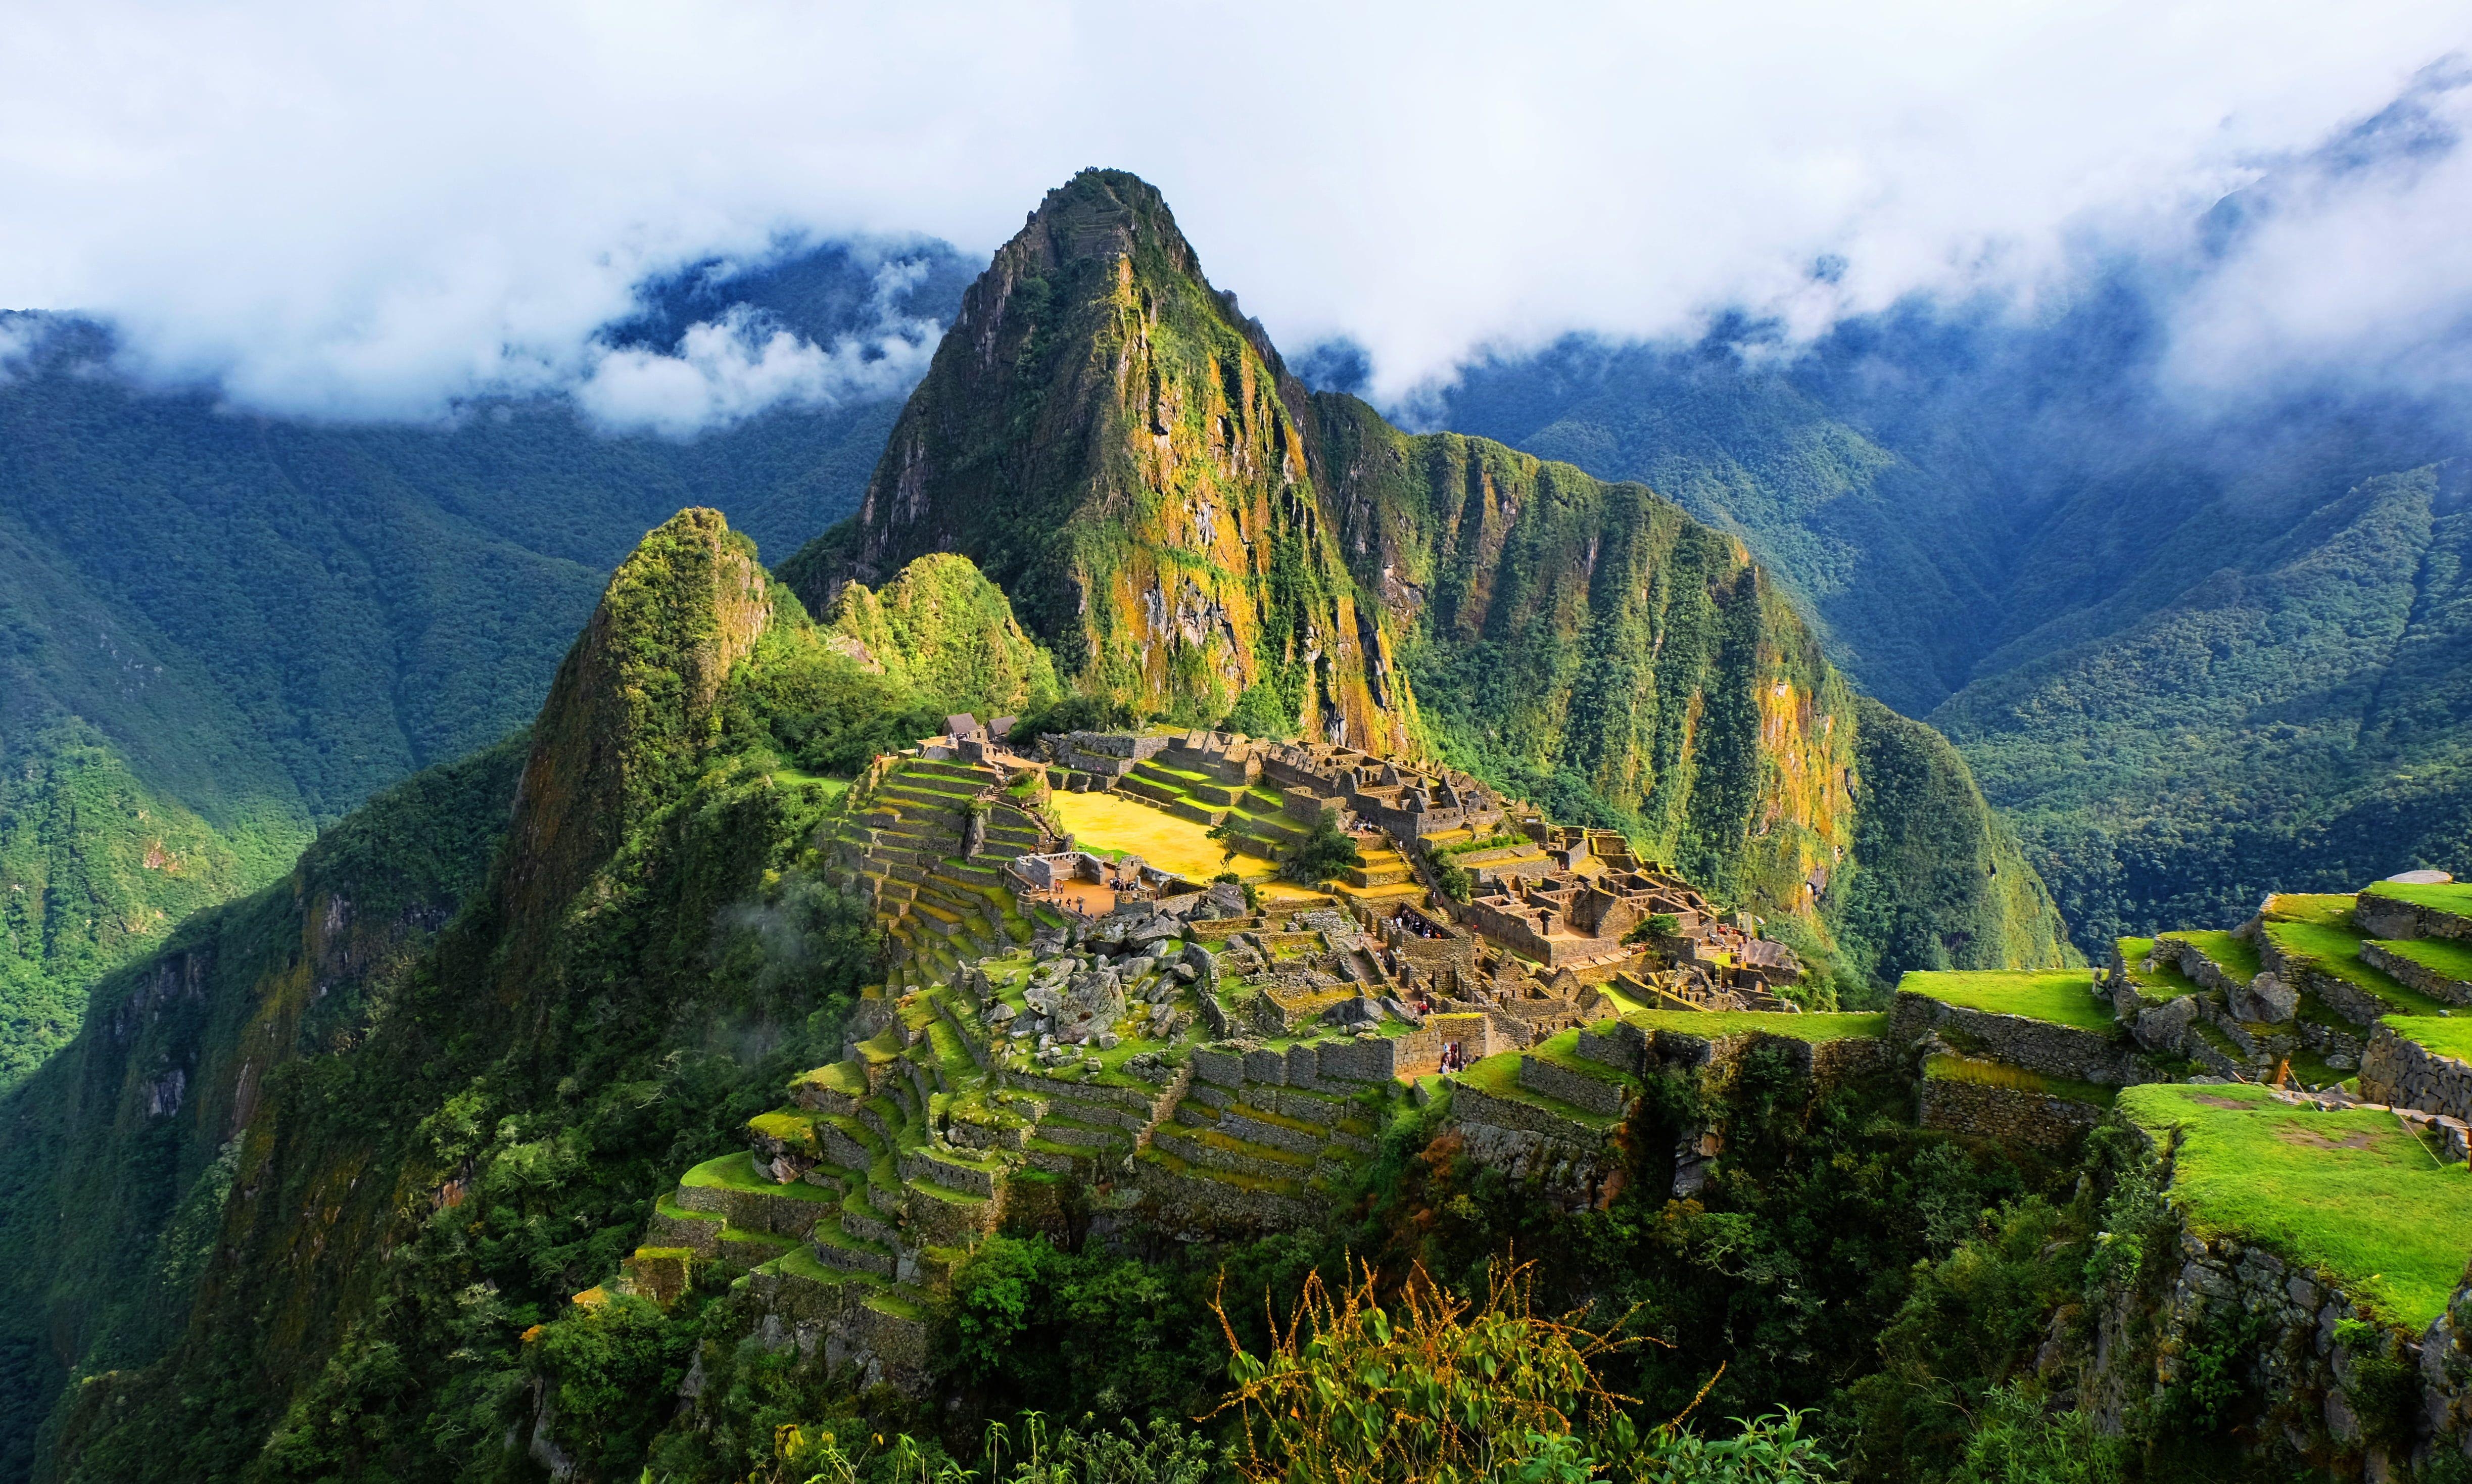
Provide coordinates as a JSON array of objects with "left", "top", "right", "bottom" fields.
[
  {"left": 2134, "top": 993, "right": 2199, "bottom": 1051},
  {"left": 2230, "top": 971, "right": 2299, "bottom": 1024}
]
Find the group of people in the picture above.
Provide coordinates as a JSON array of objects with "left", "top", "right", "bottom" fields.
[{"left": 1436, "top": 1040, "right": 1470, "bottom": 1075}]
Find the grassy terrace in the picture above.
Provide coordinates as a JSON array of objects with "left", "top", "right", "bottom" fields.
[
  {"left": 1454, "top": 1050, "right": 1622, "bottom": 1129},
  {"left": 2266, "top": 921, "right": 2453, "bottom": 1018},
  {"left": 2265, "top": 894, "right": 2358, "bottom": 927},
  {"left": 1925, "top": 1052, "right": 2116, "bottom": 1108},
  {"left": 1620, "top": 1010, "right": 1889, "bottom": 1043},
  {"left": 2120, "top": 1082, "right": 2472, "bottom": 1329},
  {"left": 1897, "top": 971, "right": 2115, "bottom": 1032},
  {"left": 681, "top": 1153, "right": 834, "bottom": 1200},
  {"left": 2362, "top": 880, "right": 2472, "bottom": 917},
  {"left": 2383, "top": 1016, "right": 2472, "bottom": 1064},
  {"left": 2378, "top": 936, "right": 2472, "bottom": 984},
  {"left": 2114, "top": 938, "right": 2204, "bottom": 999},
  {"left": 2161, "top": 930, "right": 2259, "bottom": 985}
]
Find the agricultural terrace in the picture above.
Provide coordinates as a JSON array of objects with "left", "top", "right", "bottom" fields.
[
  {"left": 2119, "top": 1082, "right": 2472, "bottom": 1329},
  {"left": 2160, "top": 930, "right": 2259, "bottom": 985},
  {"left": 1621, "top": 1010, "right": 1889, "bottom": 1044},
  {"left": 2114, "top": 938, "right": 2203, "bottom": 1000},
  {"left": 1924, "top": 1052, "right": 2116, "bottom": 1109},
  {"left": 2378, "top": 935, "right": 2472, "bottom": 985},
  {"left": 2362, "top": 880, "right": 2472, "bottom": 917},
  {"left": 2267, "top": 920, "right": 2453, "bottom": 1018},
  {"left": 2382, "top": 1016, "right": 2472, "bottom": 1065},
  {"left": 1897, "top": 970, "right": 2115, "bottom": 1032}
]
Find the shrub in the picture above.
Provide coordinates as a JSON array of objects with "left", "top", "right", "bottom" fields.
[{"left": 1278, "top": 818, "right": 1364, "bottom": 887}]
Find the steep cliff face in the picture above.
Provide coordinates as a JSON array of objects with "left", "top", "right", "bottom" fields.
[
  {"left": 0, "top": 738, "right": 524, "bottom": 1480},
  {"left": 500, "top": 508, "right": 773, "bottom": 973},
  {"left": 812, "top": 170, "right": 1410, "bottom": 749},
  {"left": 1310, "top": 407, "right": 1859, "bottom": 917}
]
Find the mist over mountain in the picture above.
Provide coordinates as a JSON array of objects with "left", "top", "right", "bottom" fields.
[
  {"left": 1420, "top": 259, "right": 2470, "bottom": 951},
  {"left": 0, "top": 242, "right": 967, "bottom": 1086}
]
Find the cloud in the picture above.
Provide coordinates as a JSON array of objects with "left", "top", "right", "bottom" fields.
[
  {"left": 574, "top": 263, "right": 938, "bottom": 436},
  {"left": 2, "top": 0, "right": 2467, "bottom": 424}
]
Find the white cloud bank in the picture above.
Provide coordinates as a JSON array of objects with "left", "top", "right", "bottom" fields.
[{"left": 2, "top": 0, "right": 2467, "bottom": 423}]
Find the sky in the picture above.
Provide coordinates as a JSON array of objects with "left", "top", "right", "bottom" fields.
[{"left": 3, "top": 0, "right": 2468, "bottom": 428}]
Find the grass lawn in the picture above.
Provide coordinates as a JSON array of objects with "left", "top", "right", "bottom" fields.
[
  {"left": 1925, "top": 1052, "right": 2115, "bottom": 1108},
  {"left": 2377, "top": 936, "right": 2472, "bottom": 985},
  {"left": 2264, "top": 894, "right": 2358, "bottom": 927},
  {"left": 1621, "top": 1010, "right": 1889, "bottom": 1043},
  {"left": 1898, "top": 971, "right": 2114, "bottom": 1032},
  {"left": 2267, "top": 921, "right": 2453, "bottom": 1017},
  {"left": 2161, "top": 930, "right": 2260, "bottom": 984},
  {"left": 1050, "top": 790, "right": 1320, "bottom": 900},
  {"left": 2115, "top": 938, "right": 2204, "bottom": 999},
  {"left": 2383, "top": 1016, "right": 2472, "bottom": 1064},
  {"left": 2119, "top": 1082, "right": 2472, "bottom": 1329},
  {"left": 680, "top": 1153, "right": 834, "bottom": 1200},
  {"left": 2362, "top": 881, "right": 2472, "bottom": 918}
]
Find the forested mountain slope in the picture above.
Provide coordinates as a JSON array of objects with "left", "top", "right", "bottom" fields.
[
  {"left": 0, "top": 243, "right": 965, "bottom": 1084},
  {"left": 1432, "top": 307, "right": 2469, "bottom": 949}
]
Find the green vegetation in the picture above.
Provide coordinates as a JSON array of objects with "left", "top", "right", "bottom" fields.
[
  {"left": 1623, "top": 1010, "right": 1890, "bottom": 1043},
  {"left": 2120, "top": 1082, "right": 2472, "bottom": 1327},
  {"left": 2113, "top": 937, "right": 2203, "bottom": 1000},
  {"left": 1924, "top": 1053, "right": 2117, "bottom": 1109},
  {"left": 1277, "top": 816, "right": 1365, "bottom": 887},
  {"left": 2157, "top": 930, "right": 2257, "bottom": 985},
  {"left": 2375, "top": 934, "right": 2472, "bottom": 983},
  {"left": 822, "top": 552, "right": 1060, "bottom": 714},
  {"left": 2382, "top": 1016, "right": 2472, "bottom": 1064},
  {"left": 2263, "top": 920, "right": 2450, "bottom": 1017},
  {"left": 2363, "top": 879, "right": 2472, "bottom": 917},
  {"left": 1897, "top": 970, "right": 2114, "bottom": 1032}
]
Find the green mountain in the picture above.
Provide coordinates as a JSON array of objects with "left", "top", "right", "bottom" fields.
[
  {"left": 793, "top": 169, "right": 2072, "bottom": 985},
  {"left": 1434, "top": 329, "right": 2471, "bottom": 950},
  {"left": 0, "top": 251, "right": 959, "bottom": 1087}
]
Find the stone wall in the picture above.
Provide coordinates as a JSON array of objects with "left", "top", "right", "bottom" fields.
[
  {"left": 2096, "top": 1204, "right": 2472, "bottom": 1477},
  {"left": 2361, "top": 942, "right": 2472, "bottom": 1008},
  {"left": 1917, "top": 1076, "right": 2105, "bottom": 1148},
  {"left": 1890, "top": 991, "right": 2155, "bottom": 1086},
  {"left": 740, "top": 1263, "right": 929, "bottom": 1394},
  {"left": 2360, "top": 1025, "right": 2472, "bottom": 1122},
  {"left": 2355, "top": 893, "right": 2472, "bottom": 944}
]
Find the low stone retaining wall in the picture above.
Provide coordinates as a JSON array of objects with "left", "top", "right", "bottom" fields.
[
  {"left": 2359, "top": 1024, "right": 2472, "bottom": 1122},
  {"left": 1448, "top": 1080, "right": 1604, "bottom": 1154},
  {"left": 1917, "top": 1076, "right": 2105, "bottom": 1148},
  {"left": 1517, "top": 1055, "right": 1632, "bottom": 1118},
  {"left": 2354, "top": 893, "right": 2472, "bottom": 943},
  {"left": 1890, "top": 992, "right": 2153, "bottom": 1086},
  {"left": 742, "top": 1263, "right": 929, "bottom": 1394},
  {"left": 2360, "top": 942, "right": 2472, "bottom": 1008}
]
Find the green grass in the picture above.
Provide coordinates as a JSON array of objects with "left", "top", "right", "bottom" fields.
[
  {"left": 2375, "top": 936, "right": 2472, "bottom": 985},
  {"left": 1620, "top": 1010, "right": 1890, "bottom": 1043},
  {"left": 2119, "top": 1082, "right": 2472, "bottom": 1328},
  {"left": 1527, "top": 1029, "right": 1641, "bottom": 1086},
  {"left": 2263, "top": 894, "right": 2358, "bottom": 927},
  {"left": 2265, "top": 921, "right": 2452, "bottom": 1018},
  {"left": 2383, "top": 1017, "right": 2472, "bottom": 1065},
  {"left": 1897, "top": 971, "right": 2114, "bottom": 1032},
  {"left": 1924, "top": 1053, "right": 2116, "bottom": 1109},
  {"left": 679, "top": 1153, "right": 834, "bottom": 1200},
  {"left": 2362, "top": 881, "right": 2472, "bottom": 918},
  {"left": 790, "top": 1060, "right": 869, "bottom": 1100},
  {"left": 1453, "top": 1051, "right": 1621, "bottom": 1129},
  {"left": 2159, "top": 930, "right": 2259, "bottom": 985},
  {"left": 2114, "top": 938, "right": 2204, "bottom": 1000}
]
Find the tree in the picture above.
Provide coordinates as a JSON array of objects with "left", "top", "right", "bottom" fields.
[{"left": 1279, "top": 817, "right": 1364, "bottom": 887}]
